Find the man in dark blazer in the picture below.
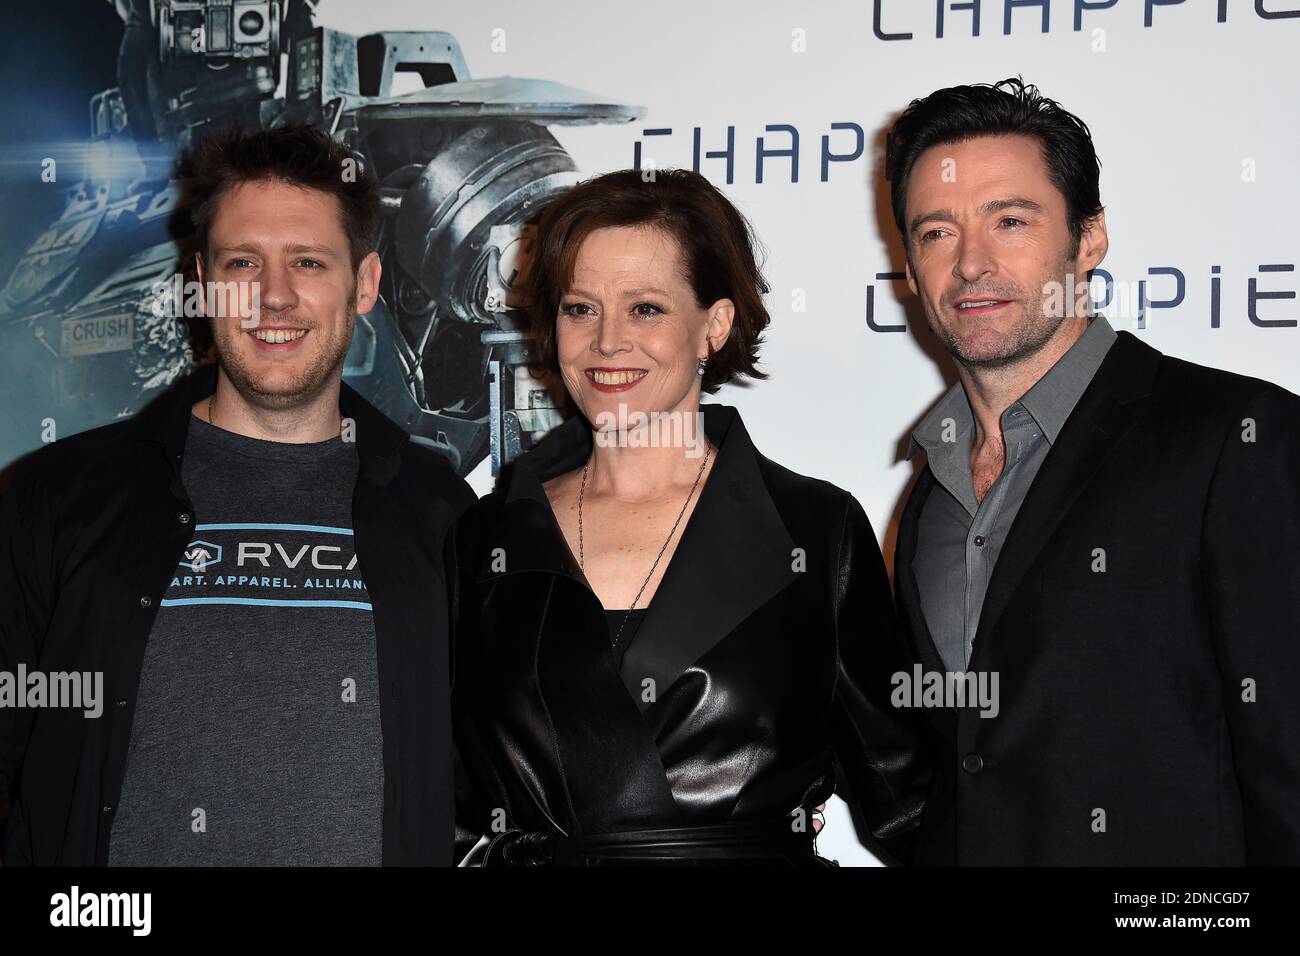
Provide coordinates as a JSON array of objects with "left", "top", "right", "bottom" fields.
[{"left": 884, "top": 77, "right": 1300, "bottom": 864}]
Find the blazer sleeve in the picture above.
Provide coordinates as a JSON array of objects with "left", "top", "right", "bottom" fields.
[
  {"left": 828, "top": 493, "right": 932, "bottom": 865},
  {"left": 0, "top": 463, "right": 54, "bottom": 816},
  {"left": 444, "top": 510, "right": 495, "bottom": 866},
  {"left": 1202, "top": 384, "right": 1300, "bottom": 864}
]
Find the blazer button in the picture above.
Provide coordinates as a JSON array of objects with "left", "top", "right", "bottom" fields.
[
  {"left": 961, "top": 753, "right": 984, "bottom": 774},
  {"left": 116, "top": 698, "right": 128, "bottom": 709},
  {"left": 139, "top": 596, "right": 152, "bottom": 608},
  {"left": 179, "top": 513, "right": 191, "bottom": 524},
  {"left": 101, "top": 804, "right": 113, "bottom": 814}
]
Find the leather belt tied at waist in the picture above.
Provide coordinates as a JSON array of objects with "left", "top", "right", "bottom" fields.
[{"left": 481, "top": 817, "right": 828, "bottom": 866}]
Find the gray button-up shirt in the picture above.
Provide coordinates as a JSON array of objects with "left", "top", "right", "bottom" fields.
[{"left": 907, "top": 315, "right": 1118, "bottom": 672}]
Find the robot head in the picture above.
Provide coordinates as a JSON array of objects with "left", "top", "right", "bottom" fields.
[{"left": 155, "top": 0, "right": 282, "bottom": 65}]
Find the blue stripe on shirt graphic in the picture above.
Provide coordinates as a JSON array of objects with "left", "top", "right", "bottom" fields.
[
  {"left": 194, "top": 522, "right": 354, "bottom": 535},
  {"left": 159, "top": 597, "right": 372, "bottom": 611}
]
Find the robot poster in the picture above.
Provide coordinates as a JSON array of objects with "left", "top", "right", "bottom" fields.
[{"left": 0, "top": 0, "right": 645, "bottom": 478}]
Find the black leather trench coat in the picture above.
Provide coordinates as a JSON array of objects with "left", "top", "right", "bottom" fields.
[{"left": 447, "top": 403, "right": 930, "bottom": 865}]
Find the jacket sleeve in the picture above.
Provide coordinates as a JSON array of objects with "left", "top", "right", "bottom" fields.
[
  {"left": 1202, "top": 384, "right": 1300, "bottom": 864},
  {"left": 828, "top": 493, "right": 932, "bottom": 865},
  {"left": 452, "top": 738, "right": 494, "bottom": 866},
  {"left": 444, "top": 510, "right": 495, "bottom": 866},
  {"left": 0, "top": 462, "right": 54, "bottom": 819}
]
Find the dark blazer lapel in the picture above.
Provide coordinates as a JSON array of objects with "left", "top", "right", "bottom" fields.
[
  {"left": 969, "top": 332, "right": 1162, "bottom": 669},
  {"left": 619, "top": 405, "right": 802, "bottom": 712},
  {"left": 895, "top": 465, "right": 948, "bottom": 676}
]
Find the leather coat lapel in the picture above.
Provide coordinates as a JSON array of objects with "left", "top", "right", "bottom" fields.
[
  {"left": 474, "top": 412, "right": 591, "bottom": 585},
  {"left": 469, "top": 416, "right": 682, "bottom": 825},
  {"left": 620, "top": 407, "right": 800, "bottom": 711},
  {"left": 478, "top": 404, "right": 801, "bottom": 713}
]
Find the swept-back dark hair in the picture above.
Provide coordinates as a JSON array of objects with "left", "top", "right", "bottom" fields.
[
  {"left": 184, "top": 123, "right": 380, "bottom": 272},
  {"left": 523, "top": 168, "right": 770, "bottom": 395},
  {"left": 885, "top": 76, "right": 1104, "bottom": 252}
]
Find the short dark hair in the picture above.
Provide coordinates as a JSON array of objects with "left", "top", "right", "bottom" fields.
[
  {"left": 184, "top": 123, "right": 380, "bottom": 272},
  {"left": 523, "top": 168, "right": 770, "bottom": 395},
  {"left": 885, "top": 76, "right": 1104, "bottom": 252}
]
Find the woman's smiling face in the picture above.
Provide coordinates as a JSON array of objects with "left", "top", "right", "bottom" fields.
[{"left": 556, "top": 224, "right": 732, "bottom": 429}]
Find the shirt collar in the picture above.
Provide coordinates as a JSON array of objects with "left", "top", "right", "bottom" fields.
[
  {"left": 129, "top": 362, "right": 410, "bottom": 485},
  {"left": 1017, "top": 314, "right": 1117, "bottom": 444},
  {"left": 907, "top": 314, "right": 1118, "bottom": 459},
  {"left": 906, "top": 379, "right": 972, "bottom": 462}
]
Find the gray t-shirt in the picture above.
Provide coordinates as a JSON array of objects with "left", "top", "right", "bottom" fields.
[{"left": 108, "top": 413, "right": 383, "bottom": 865}]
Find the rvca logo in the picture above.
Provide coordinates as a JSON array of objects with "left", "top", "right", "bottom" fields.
[{"left": 179, "top": 540, "right": 222, "bottom": 572}]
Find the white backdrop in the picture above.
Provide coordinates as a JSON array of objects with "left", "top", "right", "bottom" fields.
[{"left": 315, "top": 0, "right": 1299, "bottom": 865}]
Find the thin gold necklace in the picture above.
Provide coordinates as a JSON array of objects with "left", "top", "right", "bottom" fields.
[{"left": 578, "top": 440, "right": 713, "bottom": 649}]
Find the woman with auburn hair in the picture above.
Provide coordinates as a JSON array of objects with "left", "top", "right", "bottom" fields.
[{"left": 447, "top": 168, "right": 929, "bottom": 866}]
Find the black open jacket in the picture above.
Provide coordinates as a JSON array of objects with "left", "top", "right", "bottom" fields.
[
  {"left": 897, "top": 333, "right": 1300, "bottom": 865},
  {"left": 0, "top": 363, "right": 475, "bottom": 865},
  {"left": 447, "top": 404, "right": 931, "bottom": 865}
]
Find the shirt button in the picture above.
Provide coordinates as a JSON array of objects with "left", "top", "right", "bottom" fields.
[
  {"left": 179, "top": 513, "right": 191, "bottom": 524},
  {"left": 973, "top": 535, "right": 986, "bottom": 547},
  {"left": 139, "top": 596, "right": 152, "bottom": 608},
  {"left": 962, "top": 753, "right": 984, "bottom": 774}
]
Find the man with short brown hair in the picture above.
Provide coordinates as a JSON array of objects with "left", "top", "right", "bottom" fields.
[{"left": 0, "top": 124, "right": 474, "bottom": 866}]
